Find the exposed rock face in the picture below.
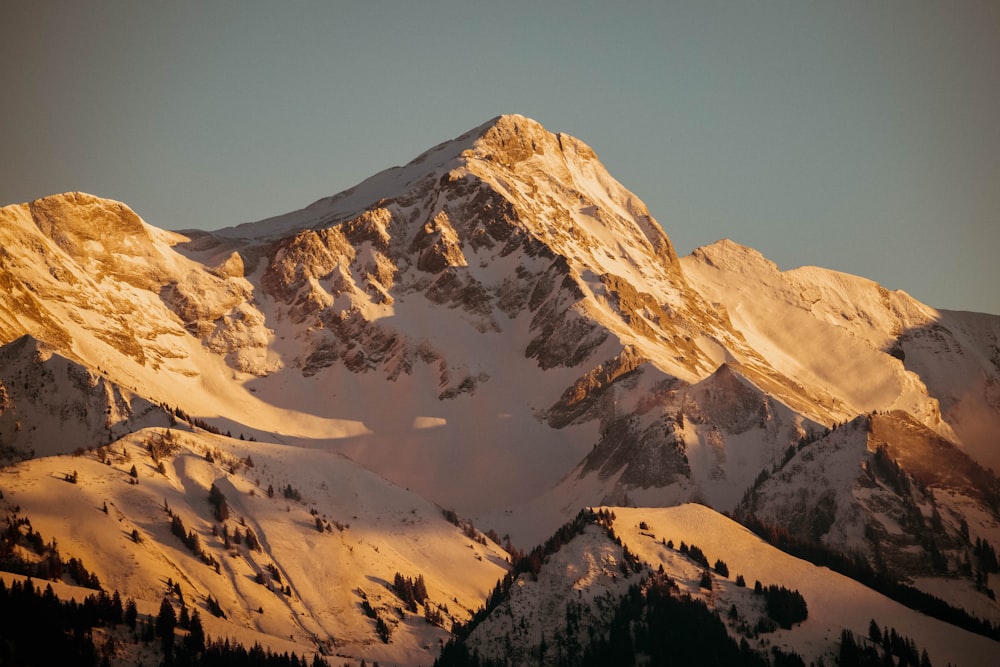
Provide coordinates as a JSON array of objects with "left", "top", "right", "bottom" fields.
[
  {"left": 242, "top": 115, "right": 730, "bottom": 390},
  {"left": 1, "top": 192, "right": 274, "bottom": 375},
  {"left": 27, "top": 192, "right": 155, "bottom": 282},
  {"left": 547, "top": 345, "right": 647, "bottom": 429},
  {"left": 0, "top": 336, "right": 172, "bottom": 460},
  {"left": 411, "top": 211, "right": 467, "bottom": 273}
]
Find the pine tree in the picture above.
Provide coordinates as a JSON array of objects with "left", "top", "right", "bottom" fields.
[
  {"left": 156, "top": 597, "right": 176, "bottom": 641},
  {"left": 869, "top": 618, "right": 882, "bottom": 643},
  {"left": 208, "top": 483, "right": 229, "bottom": 522},
  {"left": 125, "top": 598, "right": 138, "bottom": 630},
  {"left": 414, "top": 574, "right": 428, "bottom": 603},
  {"left": 187, "top": 610, "right": 205, "bottom": 652},
  {"left": 111, "top": 589, "right": 124, "bottom": 624},
  {"left": 375, "top": 615, "right": 390, "bottom": 643},
  {"left": 245, "top": 527, "right": 261, "bottom": 551}
]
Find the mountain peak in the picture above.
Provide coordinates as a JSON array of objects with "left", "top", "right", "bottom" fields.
[
  {"left": 689, "top": 239, "right": 781, "bottom": 275},
  {"left": 471, "top": 113, "right": 541, "bottom": 137},
  {"left": 3, "top": 117, "right": 1000, "bottom": 667},
  {"left": 464, "top": 114, "right": 598, "bottom": 169},
  {"left": 23, "top": 191, "right": 153, "bottom": 254},
  {"left": 217, "top": 115, "right": 608, "bottom": 242}
]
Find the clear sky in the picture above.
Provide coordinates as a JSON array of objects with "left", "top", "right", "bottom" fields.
[{"left": 3, "top": 1, "right": 998, "bottom": 314}]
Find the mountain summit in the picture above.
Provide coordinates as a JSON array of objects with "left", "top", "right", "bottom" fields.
[{"left": 1, "top": 115, "right": 998, "bottom": 665}]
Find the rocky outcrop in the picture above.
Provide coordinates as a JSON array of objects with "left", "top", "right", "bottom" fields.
[
  {"left": 411, "top": 211, "right": 467, "bottom": 273},
  {"left": 0, "top": 336, "right": 173, "bottom": 460},
  {"left": 547, "top": 346, "right": 647, "bottom": 428}
]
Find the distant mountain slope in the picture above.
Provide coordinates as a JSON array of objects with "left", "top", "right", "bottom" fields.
[
  {"left": 682, "top": 238, "right": 1000, "bottom": 471},
  {"left": 440, "top": 504, "right": 999, "bottom": 667},
  {"left": 0, "top": 426, "right": 508, "bottom": 665}
]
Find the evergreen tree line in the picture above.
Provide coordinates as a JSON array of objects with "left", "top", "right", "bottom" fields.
[
  {"left": 577, "top": 572, "right": 778, "bottom": 667},
  {"left": 656, "top": 530, "right": 730, "bottom": 581},
  {"left": 169, "top": 512, "right": 221, "bottom": 573},
  {"left": 870, "top": 445, "right": 910, "bottom": 496},
  {"left": 973, "top": 536, "right": 998, "bottom": 599},
  {"left": 167, "top": 405, "right": 223, "bottom": 437},
  {"left": 839, "top": 623, "right": 934, "bottom": 667},
  {"left": 255, "top": 563, "right": 292, "bottom": 597},
  {"left": 973, "top": 536, "right": 998, "bottom": 572},
  {"left": 0, "top": 577, "right": 332, "bottom": 667},
  {"left": 677, "top": 540, "right": 710, "bottom": 568},
  {"left": 434, "top": 571, "right": 788, "bottom": 667},
  {"left": 392, "top": 572, "right": 428, "bottom": 612},
  {"left": 196, "top": 641, "right": 330, "bottom": 667},
  {"left": 452, "top": 508, "right": 620, "bottom": 641},
  {"left": 739, "top": 513, "right": 1000, "bottom": 640},
  {"left": 0, "top": 578, "right": 112, "bottom": 665},
  {"left": 759, "top": 584, "right": 808, "bottom": 629},
  {"left": 356, "top": 592, "right": 391, "bottom": 644},
  {"left": 0, "top": 511, "right": 101, "bottom": 589},
  {"left": 660, "top": 534, "right": 734, "bottom": 590}
]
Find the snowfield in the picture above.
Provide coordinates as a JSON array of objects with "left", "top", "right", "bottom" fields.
[
  {"left": 613, "top": 505, "right": 998, "bottom": 667},
  {"left": 0, "top": 427, "right": 509, "bottom": 665}
]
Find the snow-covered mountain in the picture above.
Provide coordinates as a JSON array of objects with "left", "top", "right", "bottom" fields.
[{"left": 1, "top": 114, "right": 998, "bottom": 665}]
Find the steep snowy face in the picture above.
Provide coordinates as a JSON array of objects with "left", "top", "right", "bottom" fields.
[
  {"left": 896, "top": 310, "right": 1000, "bottom": 473},
  {"left": 223, "top": 115, "right": 803, "bottom": 513},
  {"left": 246, "top": 114, "right": 729, "bottom": 382},
  {"left": 460, "top": 115, "right": 682, "bottom": 288}
]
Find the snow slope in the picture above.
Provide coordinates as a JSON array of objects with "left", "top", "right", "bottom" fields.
[
  {"left": 0, "top": 427, "right": 509, "bottom": 665},
  {"left": 682, "top": 239, "right": 1000, "bottom": 471},
  {"left": 453, "top": 504, "right": 999, "bottom": 666},
  {"left": 613, "top": 504, "right": 999, "bottom": 667}
]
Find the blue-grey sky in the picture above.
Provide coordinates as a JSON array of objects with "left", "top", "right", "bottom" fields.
[{"left": 3, "top": 1, "right": 998, "bottom": 314}]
